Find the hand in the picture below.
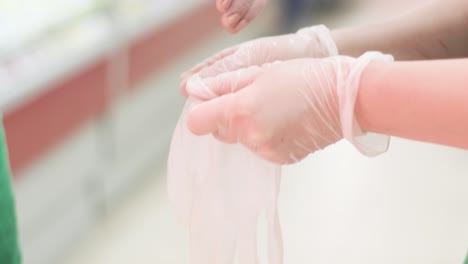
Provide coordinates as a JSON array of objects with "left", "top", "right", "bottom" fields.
[
  {"left": 186, "top": 52, "right": 393, "bottom": 164},
  {"left": 180, "top": 25, "right": 337, "bottom": 96},
  {"left": 216, "top": 0, "right": 268, "bottom": 34}
]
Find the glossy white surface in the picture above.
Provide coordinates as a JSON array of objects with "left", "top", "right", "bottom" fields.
[{"left": 62, "top": 138, "right": 468, "bottom": 264}]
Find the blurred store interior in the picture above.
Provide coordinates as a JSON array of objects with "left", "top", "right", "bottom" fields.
[{"left": 0, "top": 0, "right": 467, "bottom": 263}]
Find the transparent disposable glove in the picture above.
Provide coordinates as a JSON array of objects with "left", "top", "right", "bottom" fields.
[
  {"left": 216, "top": 0, "right": 268, "bottom": 33},
  {"left": 180, "top": 25, "right": 337, "bottom": 95},
  {"left": 186, "top": 52, "right": 394, "bottom": 164}
]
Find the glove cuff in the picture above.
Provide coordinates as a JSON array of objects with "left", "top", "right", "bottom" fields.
[
  {"left": 297, "top": 25, "right": 339, "bottom": 57},
  {"left": 337, "top": 51, "right": 394, "bottom": 156}
]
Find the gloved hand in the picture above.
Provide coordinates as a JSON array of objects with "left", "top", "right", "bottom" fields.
[
  {"left": 186, "top": 52, "right": 394, "bottom": 164},
  {"left": 216, "top": 0, "right": 268, "bottom": 33},
  {"left": 180, "top": 25, "right": 337, "bottom": 96}
]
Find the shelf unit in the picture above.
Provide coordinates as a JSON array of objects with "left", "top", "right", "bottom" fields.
[{"left": 1, "top": 1, "right": 220, "bottom": 263}]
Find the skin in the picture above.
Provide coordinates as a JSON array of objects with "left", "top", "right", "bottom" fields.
[
  {"left": 331, "top": 0, "right": 468, "bottom": 60},
  {"left": 186, "top": 57, "right": 468, "bottom": 163},
  {"left": 356, "top": 58, "right": 468, "bottom": 149},
  {"left": 216, "top": 0, "right": 268, "bottom": 33}
]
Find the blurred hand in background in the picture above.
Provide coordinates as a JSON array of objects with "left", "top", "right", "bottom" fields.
[{"left": 215, "top": 0, "right": 268, "bottom": 33}]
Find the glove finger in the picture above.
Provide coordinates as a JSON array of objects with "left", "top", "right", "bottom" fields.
[
  {"left": 180, "top": 46, "right": 238, "bottom": 96},
  {"left": 217, "top": 0, "right": 234, "bottom": 12},
  {"left": 186, "top": 65, "right": 262, "bottom": 100},
  {"left": 181, "top": 46, "right": 238, "bottom": 79},
  {"left": 196, "top": 36, "right": 293, "bottom": 79},
  {"left": 231, "top": 0, "right": 266, "bottom": 33},
  {"left": 196, "top": 50, "right": 249, "bottom": 79}
]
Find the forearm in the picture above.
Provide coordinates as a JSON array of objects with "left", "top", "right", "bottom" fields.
[
  {"left": 356, "top": 58, "right": 468, "bottom": 149},
  {"left": 331, "top": 0, "right": 468, "bottom": 60}
]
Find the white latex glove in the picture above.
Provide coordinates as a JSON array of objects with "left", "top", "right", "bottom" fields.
[
  {"left": 180, "top": 25, "right": 337, "bottom": 95},
  {"left": 216, "top": 0, "right": 268, "bottom": 33},
  {"left": 186, "top": 52, "right": 394, "bottom": 164}
]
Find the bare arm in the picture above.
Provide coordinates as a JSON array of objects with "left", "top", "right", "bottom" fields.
[
  {"left": 356, "top": 58, "right": 468, "bottom": 149},
  {"left": 332, "top": 0, "right": 468, "bottom": 60}
]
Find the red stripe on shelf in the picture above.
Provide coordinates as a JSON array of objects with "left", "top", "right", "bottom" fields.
[
  {"left": 128, "top": 4, "right": 220, "bottom": 87},
  {"left": 4, "top": 3, "right": 221, "bottom": 177},
  {"left": 3, "top": 60, "right": 109, "bottom": 176}
]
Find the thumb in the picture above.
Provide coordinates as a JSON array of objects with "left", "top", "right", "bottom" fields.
[
  {"left": 187, "top": 90, "right": 254, "bottom": 136},
  {"left": 187, "top": 93, "right": 236, "bottom": 136}
]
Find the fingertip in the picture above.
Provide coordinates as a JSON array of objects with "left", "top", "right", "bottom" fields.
[
  {"left": 225, "top": 26, "right": 240, "bottom": 34},
  {"left": 234, "top": 19, "right": 249, "bottom": 33},
  {"left": 179, "top": 78, "right": 189, "bottom": 98},
  {"left": 185, "top": 74, "right": 199, "bottom": 91},
  {"left": 220, "top": 0, "right": 233, "bottom": 12},
  {"left": 185, "top": 74, "right": 215, "bottom": 100},
  {"left": 222, "top": 13, "right": 242, "bottom": 33},
  {"left": 180, "top": 71, "right": 190, "bottom": 79},
  {"left": 186, "top": 99, "right": 220, "bottom": 136},
  {"left": 226, "top": 25, "right": 241, "bottom": 34},
  {"left": 187, "top": 107, "right": 205, "bottom": 136},
  {"left": 216, "top": 0, "right": 223, "bottom": 12},
  {"left": 180, "top": 69, "right": 196, "bottom": 97}
]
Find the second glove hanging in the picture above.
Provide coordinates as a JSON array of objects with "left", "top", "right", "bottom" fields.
[{"left": 168, "top": 100, "right": 283, "bottom": 264}]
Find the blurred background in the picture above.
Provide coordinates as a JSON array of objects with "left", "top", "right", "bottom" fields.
[{"left": 0, "top": 0, "right": 467, "bottom": 263}]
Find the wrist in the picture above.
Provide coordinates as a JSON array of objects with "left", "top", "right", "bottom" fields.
[
  {"left": 337, "top": 52, "right": 394, "bottom": 156},
  {"left": 354, "top": 61, "right": 386, "bottom": 135}
]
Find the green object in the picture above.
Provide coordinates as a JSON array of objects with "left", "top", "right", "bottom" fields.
[
  {"left": 0, "top": 118, "right": 22, "bottom": 263},
  {"left": 464, "top": 252, "right": 468, "bottom": 264}
]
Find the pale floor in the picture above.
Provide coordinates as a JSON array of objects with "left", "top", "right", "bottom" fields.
[
  {"left": 62, "top": 138, "right": 468, "bottom": 264},
  {"left": 62, "top": 2, "right": 468, "bottom": 264}
]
